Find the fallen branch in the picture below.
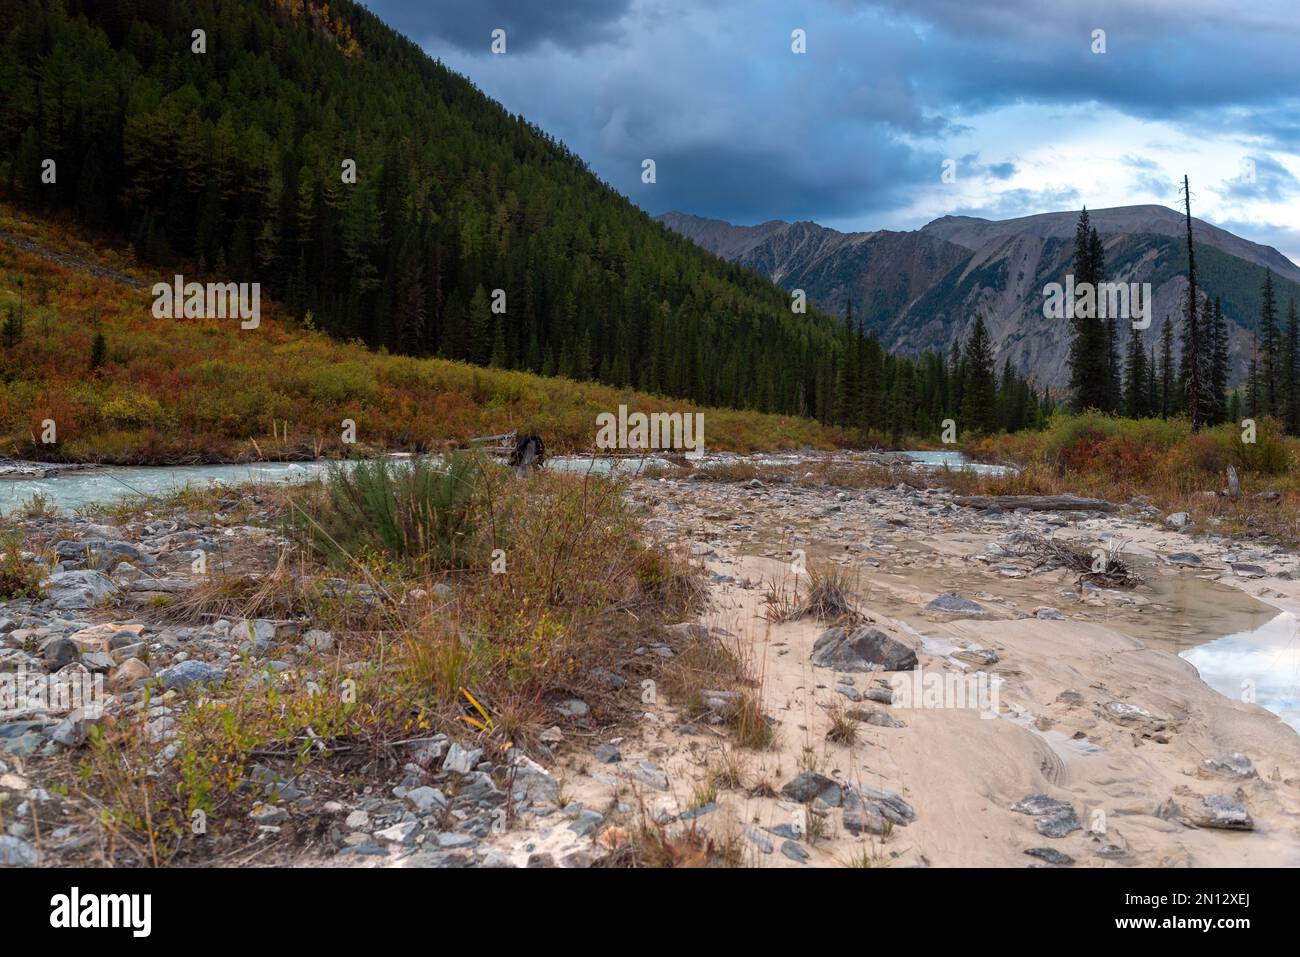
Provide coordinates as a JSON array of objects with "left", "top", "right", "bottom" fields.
[{"left": 955, "top": 494, "right": 1115, "bottom": 513}]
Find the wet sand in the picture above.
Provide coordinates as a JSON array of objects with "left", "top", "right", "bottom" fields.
[{"left": 489, "top": 467, "right": 1300, "bottom": 867}]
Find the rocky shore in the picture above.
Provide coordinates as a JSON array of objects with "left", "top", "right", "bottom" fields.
[{"left": 2, "top": 460, "right": 1299, "bottom": 868}]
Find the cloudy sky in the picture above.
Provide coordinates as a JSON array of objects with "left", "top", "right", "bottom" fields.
[{"left": 362, "top": 0, "right": 1300, "bottom": 264}]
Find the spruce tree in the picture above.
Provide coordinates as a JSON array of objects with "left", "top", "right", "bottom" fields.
[
  {"left": 90, "top": 331, "right": 107, "bottom": 370},
  {"left": 1, "top": 304, "right": 23, "bottom": 349},
  {"left": 1258, "top": 270, "right": 1279, "bottom": 417},
  {"left": 1145, "top": 345, "right": 1158, "bottom": 416},
  {"left": 1158, "top": 318, "right": 1176, "bottom": 418},
  {"left": 960, "top": 316, "right": 998, "bottom": 433},
  {"left": 1179, "top": 176, "right": 1206, "bottom": 430},
  {"left": 1208, "top": 297, "right": 1230, "bottom": 425},
  {"left": 1284, "top": 298, "right": 1299, "bottom": 434},
  {"left": 1123, "top": 325, "right": 1148, "bottom": 418},
  {"left": 1067, "top": 208, "right": 1110, "bottom": 412}
]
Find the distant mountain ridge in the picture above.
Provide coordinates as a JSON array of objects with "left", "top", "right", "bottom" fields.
[{"left": 660, "top": 206, "right": 1300, "bottom": 390}]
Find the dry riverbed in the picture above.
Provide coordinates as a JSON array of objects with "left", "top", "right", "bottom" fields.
[{"left": 2, "top": 461, "right": 1299, "bottom": 868}]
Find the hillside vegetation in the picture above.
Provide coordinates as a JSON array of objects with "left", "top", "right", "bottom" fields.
[
  {"left": 0, "top": 0, "right": 851, "bottom": 419},
  {"left": 0, "top": 205, "right": 840, "bottom": 462}
]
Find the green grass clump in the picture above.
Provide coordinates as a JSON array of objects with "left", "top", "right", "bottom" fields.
[{"left": 289, "top": 454, "right": 485, "bottom": 573}]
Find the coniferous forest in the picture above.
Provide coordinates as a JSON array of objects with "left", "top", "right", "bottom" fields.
[
  {"left": 1067, "top": 195, "right": 1300, "bottom": 434},
  {"left": 0, "top": 0, "right": 1042, "bottom": 440}
]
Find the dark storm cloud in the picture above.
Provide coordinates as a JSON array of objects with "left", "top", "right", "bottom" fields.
[
  {"left": 361, "top": 0, "right": 633, "bottom": 52},
  {"left": 865, "top": 0, "right": 1300, "bottom": 146},
  {"left": 625, "top": 141, "right": 929, "bottom": 224},
  {"left": 360, "top": 0, "right": 1299, "bottom": 250}
]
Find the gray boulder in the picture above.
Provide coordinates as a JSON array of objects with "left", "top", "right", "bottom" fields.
[
  {"left": 811, "top": 626, "right": 917, "bottom": 673},
  {"left": 158, "top": 660, "right": 224, "bottom": 691},
  {"left": 925, "top": 593, "right": 993, "bottom": 620},
  {"left": 781, "top": 772, "right": 842, "bottom": 806},
  {"left": 42, "top": 571, "right": 119, "bottom": 610}
]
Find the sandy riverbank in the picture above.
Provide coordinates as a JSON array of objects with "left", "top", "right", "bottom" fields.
[{"left": 485, "top": 468, "right": 1300, "bottom": 867}]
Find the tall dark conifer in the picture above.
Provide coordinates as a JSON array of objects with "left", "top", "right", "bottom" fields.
[
  {"left": 1067, "top": 208, "right": 1111, "bottom": 412},
  {"left": 961, "top": 315, "right": 998, "bottom": 433},
  {"left": 1258, "top": 270, "right": 1279, "bottom": 416},
  {"left": 1123, "top": 325, "right": 1148, "bottom": 418},
  {"left": 1179, "top": 175, "right": 1206, "bottom": 430}
]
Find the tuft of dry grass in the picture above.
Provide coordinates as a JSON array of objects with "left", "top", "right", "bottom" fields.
[
  {"left": 824, "top": 700, "right": 859, "bottom": 745},
  {"left": 52, "top": 466, "right": 708, "bottom": 866},
  {"left": 766, "top": 561, "right": 863, "bottom": 624}
]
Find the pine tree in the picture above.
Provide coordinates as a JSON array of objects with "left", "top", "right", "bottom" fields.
[
  {"left": 948, "top": 337, "right": 965, "bottom": 424},
  {"left": 1284, "top": 298, "right": 1300, "bottom": 434},
  {"left": 1158, "top": 318, "right": 1176, "bottom": 418},
  {"left": 1145, "top": 345, "right": 1158, "bottom": 416},
  {"left": 1067, "top": 208, "right": 1111, "bottom": 412},
  {"left": 1179, "top": 176, "right": 1207, "bottom": 430},
  {"left": 1, "top": 303, "right": 23, "bottom": 349},
  {"left": 960, "top": 316, "right": 998, "bottom": 433},
  {"left": 1207, "top": 297, "right": 1230, "bottom": 425},
  {"left": 90, "top": 331, "right": 107, "bottom": 370},
  {"left": 1258, "top": 270, "right": 1279, "bottom": 417},
  {"left": 1123, "top": 325, "right": 1148, "bottom": 418}
]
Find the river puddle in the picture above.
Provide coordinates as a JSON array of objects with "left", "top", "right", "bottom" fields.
[{"left": 741, "top": 533, "right": 1300, "bottom": 733}]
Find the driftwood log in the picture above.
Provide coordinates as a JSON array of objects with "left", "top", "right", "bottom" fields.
[{"left": 954, "top": 494, "right": 1115, "bottom": 513}]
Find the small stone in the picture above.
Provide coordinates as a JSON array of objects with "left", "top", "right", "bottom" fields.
[
  {"left": 631, "top": 761, "right": 670, "bottom": 791},
  {"left": 1202, "top": 753, "right": 1257, "bottom": 780},
  {"left": 1012, "top": 793, "right": 1081, "bottom": 838},
  {"left": 300, "top": 629, "right": 334, "bottom": 653},
  {"left": 374, "top": 821, "right": 419, "bottom": 843},
  {"left": 43, "top": 638, "right": 79, "bottom": 670},
  {"left": 442, "top": 742, "right": 483, "bottom": 775},
  {"left": 592, "top": 743, "right": 622, "bottom": 764},
  {"left": 781, "top": 772, "right": 842, "bottom": 806},
  {"left": 158, "top": 660, "right": 223, "bottom": 691},
  {"left": 1034, "top": 607, "right": 1065, "bottom": 620},
  {"left": 842, "top": 790, "right": 886, "bottom": 835},
  {"left": 344, "top": 810, "right": 370, "bottom": 830},
  {"left": 745, "top": 827, "right": 773, "bottom": 854},
  {"left": 925, "top": 593, "right": 993, "bottom": 620},
  {"left": 0, "top": 835, "right": 37, "bottom": 866},
  {"left": 555, "top": 699, "right": 590, "bottom": 718},
  {"left": 79, "top": 651, "right": 115, "bottom": 672},
  {"left": 1025, "top": 847, "right": 1074, "bottom": 866},
  {"left": 953, "top": 646, "right": 998, "bottom": 666},
  {"left": 569, "top": 809, "right": 605, "bottom": 836},
  {"left": 1165, "top": 512, "right": 1191, "bottom": 529},
  {"left": 437, "top": 832, "right": 477, "bottom": 849},
  {"left": 780, "top": 840, "right": 810, "bottom": 864},
  {"left": 405, "top": 787, "right": 447, "bottom": 814},
  {"left": 110, "top": 658, "right": 152, "bottom": 691},
  {"left": 250, "top": 804, "right": 288, "bottom": 826},
  {"left": 846, "top": 708, "right": 904, "bottom": 728},
  {"left": 1188, "top": 794, "right": 1253, "bottom": 830},
  {"left": 42, "top": 570, "right": 120, "bottom": 610}
]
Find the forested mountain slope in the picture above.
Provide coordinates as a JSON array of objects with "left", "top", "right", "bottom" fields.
[{"left": 0, "top": 0, "right": 853, "bottom": 418}]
